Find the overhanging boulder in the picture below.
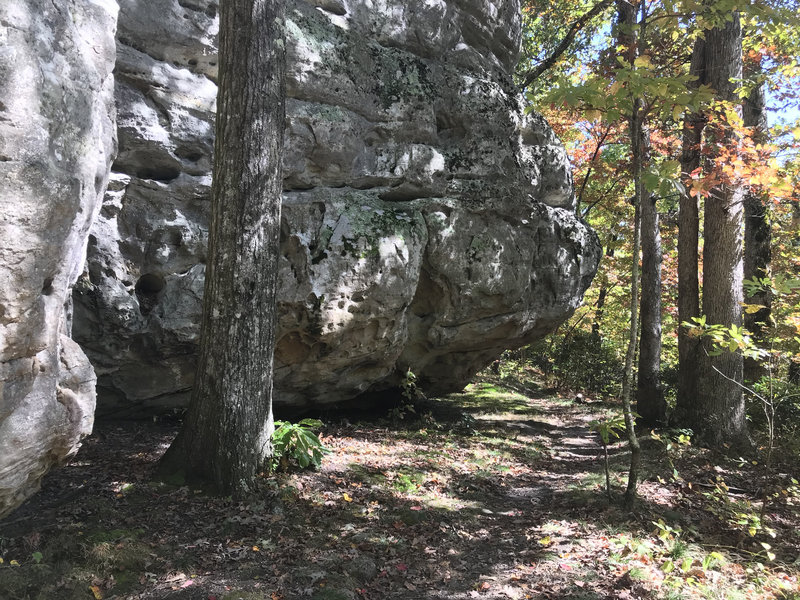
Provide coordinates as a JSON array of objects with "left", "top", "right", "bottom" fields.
[{"left": 73, "top": 0, "right": 601, "bottom": 415}]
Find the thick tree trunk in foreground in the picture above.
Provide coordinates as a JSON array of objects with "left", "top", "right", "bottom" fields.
[
  {"left": 637, "top": 137, "right": 666, "bottom": 426},
  {"left": 675, "top": 39, "right": 705, "bottom": 425},
  {"left": 696, "top": 14, "right": 748, "bottom": 447},
  {"left": 159, "top": 0, "right": 286, "bottom": 496},
  {"left": 743, "top": 73, "right": 771, "bottom": 384}
]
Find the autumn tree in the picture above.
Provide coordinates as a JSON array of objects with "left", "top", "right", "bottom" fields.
[
  {"left": 681, "top": 14, "right": 750, "bottom": 447},
  {"left": 632, "top": 6, "right": 667, "bottom": 428},
  {"left": 522, "top": 0, "right": 798, "bottom": 449},
  {"left": 159, "top": 0, "right": 286, "bottom": 495},
  {"left": 675, "top": 37, "right": 705, "bottom": 427},
  {"left": 609, "top": 0, "right": 645, "bottom": 507},
  {"left": 742, "top": 69, "right": 771, "bottom": 384}
]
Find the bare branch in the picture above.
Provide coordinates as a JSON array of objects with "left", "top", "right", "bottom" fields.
[{"left": 520, "top": 0, "right": 615, "bottom": 89}]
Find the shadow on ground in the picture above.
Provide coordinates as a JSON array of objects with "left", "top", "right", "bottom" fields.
[{"left": 1, "top": 373, "right": 798, "bottom": 600}]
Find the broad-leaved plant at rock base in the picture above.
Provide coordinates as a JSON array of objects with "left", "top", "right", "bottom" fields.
[{"left": 270, "top": 419, "right": 328, "bottom": 472}]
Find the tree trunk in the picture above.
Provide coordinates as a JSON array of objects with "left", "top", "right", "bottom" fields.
[
  {"left": 742, "top": 71, "right": 771, "bottom": 384},
  {"left": 675, "top": 39, "right": 705, "bottom": 425},
  {"left": 592, "top": 235, "right": 617, "bottom": 338},
  {"left": 592, "top": 285, "right": 608, "bottom": 338},
  {"left": 159, "top": 0, "right": 286, "bottom": 496},
  {"left": 616, "top": 0, "right": 641, "bottom": 509},
  {"left": 696, "top": 13, "right": 748, "bottom": 447},
  {"left": 636, "top": 116, "right": 666, "bottom": 425},
  {"left": 622, "top": 195, "right": 642, "bottom": 509}
]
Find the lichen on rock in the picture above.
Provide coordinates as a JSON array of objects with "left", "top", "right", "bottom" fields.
[{"left": 72, "top": 0, "right": 601, "bottom": 415}]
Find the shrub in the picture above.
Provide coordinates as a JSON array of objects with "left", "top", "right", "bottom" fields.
[{"left": 270, "top": 419, "right": 328, "bottom": 472}]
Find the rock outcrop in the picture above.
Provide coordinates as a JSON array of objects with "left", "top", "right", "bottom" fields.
[
  {"left": 74, "top": 0, "right": 601, "bottom": 415},
  {"left": 0, "top": 0, "right": 118, "bottom": 517}
]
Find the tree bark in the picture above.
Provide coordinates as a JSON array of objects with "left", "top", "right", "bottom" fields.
[
  {"left": 696, "top": 13, "right": 748, "bottom": 447},
  {"left": 158, "top": 0, "right": 286, "bottom": 496},
  {"left": 628, "top": 0, "right": 665, "bottom": 426},
  {"left": 592, "top": 285, "right": 608, "bottom": 338},
  {"left": 742, "top": 70, "right": 771, "bottom": 384},
  {"left": 592, "top": 234, "right": 617, "bottom": 338},
  {"left": 622, "top": 195, "right": 642, "bottom": 509},
  {"left": 675, "top": 39, "right": 705, "bottom": 426},
  {"left": 637, "top": 185, "right": 666, "bottom": 426},
  {"left": 635, "top": 40, "right": 666, "bottom": 425},
  {"left": 616, "top": 0, "right": 641, "bottom": 509}
]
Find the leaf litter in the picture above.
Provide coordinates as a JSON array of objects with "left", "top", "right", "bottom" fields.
[{"left": 0, "top": 371, "right": 798, "bottom": 599}]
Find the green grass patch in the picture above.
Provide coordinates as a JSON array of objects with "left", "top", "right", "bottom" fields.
[{"left": 451, "top": 383, "right": 533, "bottom": 414}]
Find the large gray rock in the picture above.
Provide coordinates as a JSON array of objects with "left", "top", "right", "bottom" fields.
[
  {"left": 0, "top": 0, "right": 118, "bottom": 517},
  {"left": 74, "top": 0, "right": 600, "bottom": 415}
]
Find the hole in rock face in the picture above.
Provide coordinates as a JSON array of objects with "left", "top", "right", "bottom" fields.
[
  {"left": 135, "top": 273, "right": 166, "bottom": 315},
  {"left": 135, "top": 165, "right": 181, "bottom": 183},
  {"left": 175, "top": 146, "right": 205, "bottom": 162},
  {"left": 41, "top": 277, "right": 54, "bottom": 296}
]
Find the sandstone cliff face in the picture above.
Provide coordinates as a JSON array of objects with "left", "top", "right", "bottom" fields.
[
  {"left": 74, "top": 0, "right": 601, "bottom": 415},
  {"left": 0, "top": 0, "right": 118, "bottom": 517}
]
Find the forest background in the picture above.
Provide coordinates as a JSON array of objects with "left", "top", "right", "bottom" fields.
[{"left": 516, "top": 0, "right": 800, "bottom": 457}]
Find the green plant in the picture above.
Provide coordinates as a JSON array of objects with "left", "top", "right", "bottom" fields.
[
  {"left": 685, "top": 275, "right": 800, "bottom": 521},
  {"left": 391, "top": 469, "right": 426, "bottom": 494},
  {"left": 701, "top": 477, "right": 776, "bottom": 553},
  {"left": 651, "top": 428, "right": 692, "bottom": 482},
  {"left": 590, "top": 412, "right": 627, "bottom": 499},
  {"left": 270, "top": 419, "right": 328, "bottom": 472},
  {"left": 389, "top": 369, "right": 422, "bottom": 424},
  {"left": 388, "top": 402, "right": 415, "bottom": 423},
  {"left": 543, "top": 332, "right": 624, "bottom": 397},
  {"left": 401, "top": 368, "right": 420, "bottom": 403}
]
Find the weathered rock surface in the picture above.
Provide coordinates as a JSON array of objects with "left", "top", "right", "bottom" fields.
[
  {"left": 0, "top": 0, "right": 118, "bottom": 517},
  {"left": 74, "top": 0, "right": 600, "bottom": 415}
]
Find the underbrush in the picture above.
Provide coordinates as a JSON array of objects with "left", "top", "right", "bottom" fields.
[{"left": 523, "top": 332, "right": 624, "bottom": 398}]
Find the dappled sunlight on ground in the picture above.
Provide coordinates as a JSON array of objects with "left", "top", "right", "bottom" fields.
[{"left": 0, "top": 373, "right": 798, "bottom": 599}]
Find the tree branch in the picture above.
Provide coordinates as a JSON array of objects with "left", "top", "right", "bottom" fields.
[
  {"left": 520, "top": 0, "right": 615, "bottom": 89},
  {"left": 576, "top": 124, "right": 612, "bottom": 208}
]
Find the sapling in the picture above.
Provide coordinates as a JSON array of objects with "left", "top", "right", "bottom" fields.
[{"left": 590, "top": 413, "right": 627, "bottom": 499}]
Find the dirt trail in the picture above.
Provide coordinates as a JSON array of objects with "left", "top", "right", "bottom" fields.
[{"left": 1, "top": 378, "right": 797, "bottom": 600}]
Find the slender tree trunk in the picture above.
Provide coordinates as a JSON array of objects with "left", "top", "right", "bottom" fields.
[
  {"left": 592, "top": 235, "right": 617, "bottom": 338},
  {"left": 696, "top": 13, "right": 748, "bottom": 447},
  {"left": 743, "top": 70, "right": 771, "bottom": 384},
  {"left": 159, "top": 0, "right": 286, "bottom": 496},
  {"left": 592, "top": 285, "right": 608, "bottom": 338},
  {"left": 638, "top": 188, "right": 665, "bottom": 426},
  {"left": 622, "top": 196, "right": 642, "bottom": 509},
  {"left": 675, "top": 39, "right": 705, "bottom": 426},
  {"left": 616, "top": 0, "right": 640, "bottom": 509}
]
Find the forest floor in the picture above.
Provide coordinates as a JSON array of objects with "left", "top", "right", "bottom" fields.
[{"left": 1, "top": 368, "right": 799, "bottom": 600}]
